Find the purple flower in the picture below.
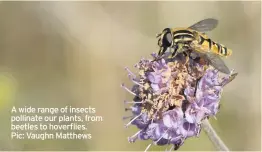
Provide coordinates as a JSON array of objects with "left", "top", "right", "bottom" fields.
[{"left": 122, "top": 52, "right": 237, "bottom": 151}]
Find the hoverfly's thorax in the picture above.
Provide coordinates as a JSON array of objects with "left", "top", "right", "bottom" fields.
[{"left": 171, "top": 28, "right": 195, "bottom": 44}]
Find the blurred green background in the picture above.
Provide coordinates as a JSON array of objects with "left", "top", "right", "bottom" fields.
[{"left": 0, "top": 1, "right": 260, "bottom": 151}]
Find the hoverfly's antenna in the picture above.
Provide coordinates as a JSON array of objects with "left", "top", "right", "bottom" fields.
[{"left": 156, "top": 33, "right": 161, "bottom": 38}]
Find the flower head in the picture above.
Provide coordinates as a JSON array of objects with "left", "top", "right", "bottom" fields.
[{"left": 122, "top": 52, "right": 237, "bottom": 151}]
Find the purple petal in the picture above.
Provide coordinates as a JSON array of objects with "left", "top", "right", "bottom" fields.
[
  {"left": 163, "top": 108, "right": 184, "bottom": 128},
  {"left": 148, "top": 72, "right": 161, "bottom": 84},
  {"left": 151, "top": 83, "right": 160, "bottom": 92},
  {"left": 184, "top": 87, "right": 195, "bottom": 97},
  {"left": 179, "top": 122, "right": 198, "bottom": 138}
]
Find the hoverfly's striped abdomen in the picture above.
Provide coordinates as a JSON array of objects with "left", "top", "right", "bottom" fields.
[
  {"left": 197, "top": 35, "right": 232, "bottom": 57},
  {"left": 218, "top": 44, "right": 232, "bottom": 57}
]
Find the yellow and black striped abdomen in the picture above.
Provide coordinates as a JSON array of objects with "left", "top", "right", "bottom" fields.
[{"left": 198, "top": 35, "right": 232, "bottom": 57}]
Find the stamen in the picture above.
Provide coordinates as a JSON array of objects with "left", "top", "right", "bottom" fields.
[
  {"left": 128, "top": 74, "right": 143, "bottom": 87},
  {"left": 125, "top": 113, "right": 143, "bottom": 128},
  {"left": 168, "top": 135, "right": 182, "bottom": 145},
  {"left": 128, "top": 130, "right": 142, "bottom": 143},
  {"left": 151, "top": 110, "right": 159, "bottom": 123},
  {"left": 144, "top": 143, "right": 152, "bottom": 152},
  {"left": 121, "top": 83, "right": 137, "bottom": 96},
  {"left": 124, "top": 100, "right": 144, "bottom": 104},
  {"left": 168, "top": 145, "right": 174, "bottom": 152},
  {"left": 125, "top": 67, "right": 136, "bottom": 78},
  {"left": 122, "top": 115, "right": 134, "bottom": 120},
  {"left": 196, "top": 126, "right": 201, "bottom": 137},
  {"left": 125, "top": 107, "right": 131, "bottom": 111},
  {"left": 151, "top": 118, "right": 154, "bottom": 123},
  {"left": 154, "top": 129, "right": 168, "bottom": 145}
]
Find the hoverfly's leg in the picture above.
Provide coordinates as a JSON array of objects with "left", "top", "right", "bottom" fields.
[
  {"left": 171, "top": 43, "right": 186, "bottom": 58},
  {"left": 153, "top": 49, "right": 165, "bottom": 62},
  {"left": 171, "top": 45, "right": 179, "bottom": 57},
  {"left": 158, "top": 47, "right": 163, "bottom": 56},
  {"left": 185, "top": 54, "right": 190, "bottom": 65},
  {"left": 183, "top": 47, "right": 191, "bottom": 65},
  {"left": 158, "top": 47, "right": 168, "bottom": 56}
]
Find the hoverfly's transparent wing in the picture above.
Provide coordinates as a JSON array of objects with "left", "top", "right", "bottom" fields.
[
  {"left": 188, "top": 18, "right": 218, "bottom": 32},
  {"left": 205, "top": 52, "right": 231, "bottom": 74}
]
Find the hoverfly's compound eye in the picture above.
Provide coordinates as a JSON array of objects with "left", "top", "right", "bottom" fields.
[
  {"left": 157, "top": 28, "right": 172, "bottom": 48},
  {"left": 162, "top": 32, "right": 172, "bottom": 47}
]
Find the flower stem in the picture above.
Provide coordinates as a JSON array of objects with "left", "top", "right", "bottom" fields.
[{"left": 202, "top": 119, "right": 230, "bottom": 151}]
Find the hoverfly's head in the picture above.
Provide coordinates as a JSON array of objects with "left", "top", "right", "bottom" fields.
[{"left": 156, "top": 28, "right": 173, "bottom": 48}]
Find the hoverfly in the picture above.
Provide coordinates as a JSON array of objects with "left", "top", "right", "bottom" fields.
[{"left": 156, "top": 18, "right": 232, "bottom": 74}]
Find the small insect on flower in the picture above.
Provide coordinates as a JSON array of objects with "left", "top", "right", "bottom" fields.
[
  {"left": 122, "top": 52, "right": 237, "bottom": 151},
  {"left": 157, "top": 18, "right": 232, "bottom": 75}
]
